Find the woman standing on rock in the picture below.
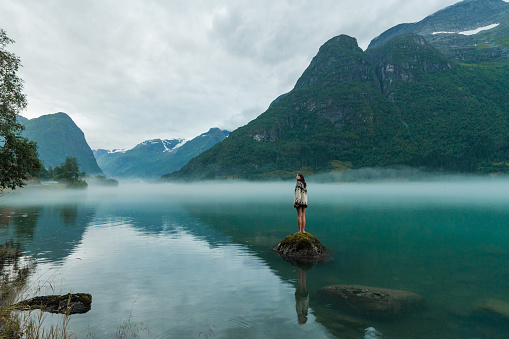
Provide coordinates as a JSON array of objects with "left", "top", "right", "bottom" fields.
[{"left": 294, "top": 173, "right": 308, "bottom": 233}]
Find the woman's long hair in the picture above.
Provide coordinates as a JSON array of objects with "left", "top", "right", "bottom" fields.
[{"left": 297, "top": 173, "right": 307, "bottom": 188}]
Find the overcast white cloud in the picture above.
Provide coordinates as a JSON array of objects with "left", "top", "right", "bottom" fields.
[{"left": 1, "top": 0, "right": 461, "bottom": 149}]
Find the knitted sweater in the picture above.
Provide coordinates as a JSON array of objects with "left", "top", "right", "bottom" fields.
[{"left": 294, "top": 181, "right": 308, "bottom": 207}]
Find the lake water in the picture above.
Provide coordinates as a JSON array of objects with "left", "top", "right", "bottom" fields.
[{"left": 1, "top": 180, "right": 509, "bottom": 338}]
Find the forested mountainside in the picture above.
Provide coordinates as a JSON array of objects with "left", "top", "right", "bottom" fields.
[{"left": 21, "top": 112, "right": 103, "bottom": 175}]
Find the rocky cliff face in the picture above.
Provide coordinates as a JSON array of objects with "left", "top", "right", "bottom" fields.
[
  {"left": 289, "top": 35, "right": 383, "bottom": 130},
  {"left": 294, "top": 35, "right": 376, "bottom": 89},
  {"left": 367, "top": 34, "right": 453, "bottom": 99}
]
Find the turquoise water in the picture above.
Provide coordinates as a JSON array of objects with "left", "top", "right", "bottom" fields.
[{"left": 1, "top": 181, "right": 509, "bottom": 338}]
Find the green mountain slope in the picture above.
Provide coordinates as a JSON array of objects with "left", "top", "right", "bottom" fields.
[
  {"left": 368, "top": 0, "right": 509, "bottom": 63},
  {"left": 20, "top": 112, "right": 103, "bottom": 175},
  {"left": 367, "top": 34, "right": 509, "bottom": 171},
  {"left": 165, "top": 30, "right": 509, "bottom": 180},
  {"left": 98, "top": 128, "right": 229, "bottom": 179}
]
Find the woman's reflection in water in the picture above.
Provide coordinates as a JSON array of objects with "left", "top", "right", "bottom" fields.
[{"left": 295, "top": 268, "right": 309, "bottom": 324}]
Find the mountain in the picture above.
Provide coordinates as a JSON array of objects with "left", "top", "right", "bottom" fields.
[
  {"left": 96, "top": 139, "right": 184, "bottom": 179},
  {"left": 97, "top": 128, "right": 229, "bottom": 179},
  {"left": 368, "top": 0, "right": 509, "bottom": 62},
  {"left": 20, "top": 112, "right": 103, "bottom": 175},
  {"left": 16, "top": 115, "right": 29, "bottom": 124},
  {"left": 366, "top": 33, "right": 509, "bottom": 170},
  {"left": 93, "top": 149, "right": 109, "bottom": 160},
  {"left": 164, "top": 0, "right": 509, "bottom": 181}
]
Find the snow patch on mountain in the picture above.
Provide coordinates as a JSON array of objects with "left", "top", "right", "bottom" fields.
[
  {"left": 433, "top": 23, "right": 499, "bottom": 36},
  {"left": 171, "top": 139, "right": 188, "bottom": 151},
  {"left": 108, "top": 148, "right": 127, "bottom": 154},
  {"left": 140, "top": 139, "right": 161, "bottom": 146},
  {"left": 459, "top": 23, "right": 499, "bottom": 35},
  {"left": 162, "top": 139, "right": 186, "bottom": 152}
]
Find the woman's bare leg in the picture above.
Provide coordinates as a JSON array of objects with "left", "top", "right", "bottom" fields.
[
  {"left": 302, "top": 208, "right": 306, "bottom": 233},
  {"left": 297, "top": 207, "right": 303, "bottom": 233}
]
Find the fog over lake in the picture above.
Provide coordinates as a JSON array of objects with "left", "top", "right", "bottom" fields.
[
  {"left": 8, "top": 177, "right": 509, "bottom": 206},
  {"left": 1, "top": 179, "right": 509, "bottom": 338}
]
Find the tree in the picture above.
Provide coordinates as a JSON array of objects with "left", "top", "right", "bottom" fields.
[
  {"left": 54, "top": 157, "right": 87, "bottom": 188},
  {"left": 0, "top": 29, "right": 41, "bottom": 191},
  {"left": 37, "top": 166, "right": 54, "bottom": 181},
  {"left": 93, "top": 175, "right": 119, "bottom": 186}
]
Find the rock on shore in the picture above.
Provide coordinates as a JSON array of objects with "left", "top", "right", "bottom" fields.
[
  {"left": 274, "top": 232, "right": 327, "bottom": 264},
  {"left": 321, "top": 285, "right": 423, "bottom": 318},
  {"left": 15, "top": 293, "right": 92, "bottom": 314}
]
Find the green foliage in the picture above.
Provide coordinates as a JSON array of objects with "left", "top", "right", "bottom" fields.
[
  {"left": 367, "top": 34, "right": 509, "bottom": 172},
  {"left": 0, "top": 29, "right": 41, "bottom": 190},
  {"left": 54, "top": 157, "right": 88, "bottom": 189},
  {"left": 0, "top": 240, "right": 36, "bottom": 337},
  {"left": 93, "top": 174, "right": 119, "bottom": 186},
  {"left": 37, "top": 166, "right": 54, "bottom": 180},
  {"left": 280, "top": 232, "right": 321, "bottom": 247}
]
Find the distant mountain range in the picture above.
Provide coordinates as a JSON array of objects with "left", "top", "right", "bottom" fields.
[
  {"left": 18, "top": 112, "right": 228, "bottom": 180},
  {"left": 164, "top": 0, "right": 509, "bottom": 180},
  {"left": 96, "top": 128, "right": 229, "bottom": 179},
  {"left": 20, "top": 112, "right": 103, "bottom": 175}
]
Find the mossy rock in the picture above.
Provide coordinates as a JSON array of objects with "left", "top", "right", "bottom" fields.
[
  {"left": 320, "top": 285, "right": 423, "bottom": 319},
  {"left": 15, "top": 293, "right": 92, "bottom": 314},
  {"left": 274, "top": 232, "right": 327, "bottom": 264}
]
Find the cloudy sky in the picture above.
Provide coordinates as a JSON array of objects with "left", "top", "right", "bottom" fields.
[{"left": 1, "top": 0, "right": 462, "bottom": 149}]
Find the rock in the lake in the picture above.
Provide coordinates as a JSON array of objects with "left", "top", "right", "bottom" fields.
[
  {"left": 471, "top": 298, "right": 509, "bottom": 321},
  {"left": 15, "top": 293, "right": 92, "bottom": 314},
  {"left": 321, "top": 285, "right": 423, "bottom": 318},
  {"left": 274, "top": 232, "right": 327, "bottom": 264}
]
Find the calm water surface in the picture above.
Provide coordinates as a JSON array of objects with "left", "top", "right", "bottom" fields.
[{"left": 1, "top": 181, "right": 509, "bottom": 338}]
